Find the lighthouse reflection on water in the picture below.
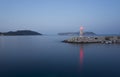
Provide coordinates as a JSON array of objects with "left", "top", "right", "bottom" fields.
[{"left": 80, "top": 45, "right": 84, "bottom": 70}]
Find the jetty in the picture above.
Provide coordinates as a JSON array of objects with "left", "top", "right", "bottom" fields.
[
  {"left": 63, "top": 26, "right": 120, "bottom": 44},
  {"left": 63, "top": 36, "right": 120, "bottom": 44}
]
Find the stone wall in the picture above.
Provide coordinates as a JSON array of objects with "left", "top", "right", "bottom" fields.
[{"left": 63, "top": 36, "right": 120, "bottom": 44}]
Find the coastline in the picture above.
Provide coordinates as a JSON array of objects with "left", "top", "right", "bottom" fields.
[{"left": 63, "top": 36, "right": 120, "bottom": 44}]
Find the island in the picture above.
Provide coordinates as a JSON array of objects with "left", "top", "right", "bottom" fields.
[
  {"left": 0, "top": 30, "right": 42, "bottom": 36},
  {"left": 58, "top": 31, "right": 96, "bottom": 36}
]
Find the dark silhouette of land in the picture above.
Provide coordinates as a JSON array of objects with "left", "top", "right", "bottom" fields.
[
  {"left": 0, "top": 30, "right": 42, "bottom": 36},
  {"left": 58, "top": 32, "right": 96, "bottom": 36}
]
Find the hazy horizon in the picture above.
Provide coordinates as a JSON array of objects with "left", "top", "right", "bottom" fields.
[{"left": 0, "top": 0, "right": 120, "bottom": 34}]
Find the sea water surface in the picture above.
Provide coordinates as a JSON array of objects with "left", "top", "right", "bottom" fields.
[{"left": 0, "top": 36, "right": 120, "bottom": 77}]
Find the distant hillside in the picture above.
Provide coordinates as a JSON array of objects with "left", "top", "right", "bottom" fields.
[
  {"left": 84, "top": 32, "right": 96, "bottom": 35},
  {"left": 0, "top": 30, "right": 42, "bottom": 36},
  {"left": 58, "top": 32, "right": 96, "bottom": 36}
]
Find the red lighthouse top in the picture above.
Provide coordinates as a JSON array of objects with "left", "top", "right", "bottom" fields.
[{"left": 80, "top": 26, "right": 84, "bottom": 30}]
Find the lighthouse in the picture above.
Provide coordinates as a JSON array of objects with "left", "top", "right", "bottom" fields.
[{"left": 80, "top": 26, "right": 84, "bottom": 37}]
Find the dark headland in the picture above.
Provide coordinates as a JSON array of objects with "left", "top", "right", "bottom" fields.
[{"left": 0, "top": 30, "right": 42, "bottom": 36}]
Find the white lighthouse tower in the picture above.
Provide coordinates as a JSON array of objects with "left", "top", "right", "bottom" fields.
[{"left": 80, "top": 26, "right": 84, "bottom": 37}]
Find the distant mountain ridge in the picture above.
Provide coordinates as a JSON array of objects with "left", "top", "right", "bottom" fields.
[
  {"left": 58, "top": 32, "right": 96, "bottom": 36},
  {"left": 0, "top": 30, "right": 42, "bottom": 36}
]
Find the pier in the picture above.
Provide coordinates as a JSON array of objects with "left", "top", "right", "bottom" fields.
[
  {"left": 63, "top": 26, "right": 120, "bottom": 44},
  {"left": 63, "top": 36, "right": 120, "bottom": 44}
]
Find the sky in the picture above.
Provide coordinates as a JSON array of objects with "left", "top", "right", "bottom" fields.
[{"left": 0, "top": 0, "right": 120, "bottom": 34}]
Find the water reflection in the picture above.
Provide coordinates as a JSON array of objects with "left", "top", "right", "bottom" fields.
[
  {"left": 80, "top": 45, "right": 84, "bottom": 70},
  {"left": 0, "top": 37, "right": 4, "bottom": 48}
]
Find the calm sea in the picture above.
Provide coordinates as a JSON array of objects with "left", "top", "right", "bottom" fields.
[{"left": 0, "top": 36, "right": 120, "bottom": 77}]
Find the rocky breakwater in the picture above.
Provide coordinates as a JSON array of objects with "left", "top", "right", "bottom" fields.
[{"left": 63, "top": 36, "right": 120, "bottom": 44}]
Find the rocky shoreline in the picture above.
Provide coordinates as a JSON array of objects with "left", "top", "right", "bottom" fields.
[{"left": 63, "top": 36, "right": 120, "bottom": 44}]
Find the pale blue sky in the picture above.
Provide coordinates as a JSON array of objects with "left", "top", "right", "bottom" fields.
[{"left": 0, "top": 0, "right": 120, "bottom": 34}]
